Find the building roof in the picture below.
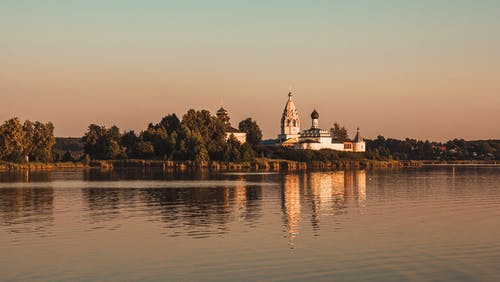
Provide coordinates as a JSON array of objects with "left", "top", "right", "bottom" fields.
[
  {"left": 300, "top": 128, "right": 331, "bottom": 138},
  {"left": 353, "top": 128, "right": 363, "bottom": 142}
]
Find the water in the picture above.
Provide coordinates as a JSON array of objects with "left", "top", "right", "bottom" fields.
[{"left": 0, "top": 167, "right": 499, "bottom": 281}]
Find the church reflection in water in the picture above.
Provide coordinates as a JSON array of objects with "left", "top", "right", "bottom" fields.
[
  {"left": 0, "top": 169, "right": 366, "bottom": 244},
  {"left": 280, "top": 170, "right": 367, "bottom": 246}
]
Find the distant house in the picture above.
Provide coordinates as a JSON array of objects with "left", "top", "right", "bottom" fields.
[{"left": 216, "top": 107, "right": 247, "bottom": 143}]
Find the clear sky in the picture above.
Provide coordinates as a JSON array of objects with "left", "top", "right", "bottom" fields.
[{"left": 1, "top": 0, "right": 499, "bottom": 141}]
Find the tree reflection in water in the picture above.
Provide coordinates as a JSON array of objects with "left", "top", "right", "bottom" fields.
[
  {"left": 0, "top": 169, "right": 366, "bottom": 244},
  {"left": 0, "top": 171, "right": 54, "bottom": 236}
]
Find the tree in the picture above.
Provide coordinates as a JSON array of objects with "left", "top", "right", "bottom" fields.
[
  {"left": 0, "top": 118, "right": 28, "bottom": 162},
  {"left": 82, "top": 124, "right": 125, "bottom": 160},
  {"left": 0, "top": 118, "right": 55, "bottom": 163},
  {"left": 82, "top": 124, "right": 106, "bottom": 157},
  {"left": 159, "top": 114, "right": 181, "bottom": 134},
  {"left": 180, "top": 109, "right": 226, "bottom": 159},
  {"left": 222, "top": 135, "right": 256, "bottom": 162},
  {"left": 238, "top": 118, "right": 263, "bottom": 147},
  {"left": 136, "top": 140, "right": 155, "bottom": 159},
  {"left": 29, "top": 121, "right": 56, "bottom": 162},
  {"left": 184, "top": 130, "right": 209, "bottom": 162},
  {"left": 331, "top": 122, "right": 349, "bottom": 142},
  {"left": 121, "top": 131, "right": 140, "bottom": 158},
  {"left": 141, "top": 124, "right": 169, "bottom": 158}
]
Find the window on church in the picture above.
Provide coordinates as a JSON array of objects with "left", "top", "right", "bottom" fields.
[{"left": 293, "top": 120, "right": 297, "bottom": 127}]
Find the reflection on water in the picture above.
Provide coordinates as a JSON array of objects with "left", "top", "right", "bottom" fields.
[
  {"left": 280, "top": 171, "right": 367, "bottom": 246},
  {"left": 0, "top": 170, "right": 367, "bottom": 241},
  {"left": 0, "top": 186, "right": 54, "bottom": 236},
  {"left": 0, "top": 168, "right": 499, "bottom": 281}
]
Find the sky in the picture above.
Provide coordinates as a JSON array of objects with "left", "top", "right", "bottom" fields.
[{"left": 1, "top": 0, "right": 499, "bottom": 141}]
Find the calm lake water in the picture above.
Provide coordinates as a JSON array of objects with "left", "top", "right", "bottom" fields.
[{"left": 0, "top": 167, "right": 499, "bottom": 281}]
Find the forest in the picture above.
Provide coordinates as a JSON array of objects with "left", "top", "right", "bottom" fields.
[
  {"left": 80, "top": 109, "right": 261, "bottom": 163},
  {"left": 0, "top": 114, "right": 498, "bottom": 164},
  {"left": 365, "top": 136, "right": 499, "bottom": 161}
]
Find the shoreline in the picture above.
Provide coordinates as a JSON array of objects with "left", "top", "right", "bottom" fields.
[
  {"left": 0, "top": 158, "right": 423, "bottom": 172},
  {"left": 2, "top": 159, "right": 499, "bottom": 172},
  {"left": 422, "top": 160, "right": 500, "bottom": 166}
]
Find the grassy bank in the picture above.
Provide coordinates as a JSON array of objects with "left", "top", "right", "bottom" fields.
[
  {"left": 90, "top": 158, "right": 422, "bottom": 171},
  {"left": 97, "top": 159, "right": 423, "bottom": 170},
  {"left": 0, "top": 158, "right": 423, "bottom": 172},
  {"left": 0, "top": 161, "right": 88, "bottom": 171},
  {"left": 89, "top": 158, "right": 308, "bottom": 171},
  {"left": 422, "top": 160, "right": 500, "bottom": 166}
]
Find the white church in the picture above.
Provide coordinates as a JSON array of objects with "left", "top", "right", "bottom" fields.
[{"left": 277, "top": 91, "right": 366, "bottom": 152}]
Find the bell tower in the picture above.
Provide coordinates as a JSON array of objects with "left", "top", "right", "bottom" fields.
[{"left": 278, "top": 90, "right": 301, "bottom": 141}]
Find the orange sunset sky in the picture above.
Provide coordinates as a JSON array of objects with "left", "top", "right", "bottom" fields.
[{"left": 1, "top": 1, "right": 499, "bottom": 141}]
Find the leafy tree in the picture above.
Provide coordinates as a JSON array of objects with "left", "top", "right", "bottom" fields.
[
  {"left": 141, "top": 124, "right": 170, "bottom": 158},
  {"left": 22, "top": 120, "right": 35, "bottom": 159},
  {"left": 29, "top": 121, "right": 56, "bottom": 162},
  {"left": 0, "top": 118, "right": 28, "bottom": 162},
  {"left": 0, "top": 118, "right": 55, "bottom": 163},
  {"left": 221, "top": 135, "right": 256, "bottom": 162},
  {"left": 136, "top": 140, "right": 155, "bottom": 159},
  {"left": 82, "top": 124, "right": 125, "bottom": 160},
  {"left": 121, "top": 131, "right": 140, "bottom": 158},
  {"left": 238, "top": 118, "right": 263, "bottom": 147},
  {"left": 159, "top": 114, "right": 181, "bottom": 134},
  {"left": 331, "top": 122, "right": 349, "bottom": 142},
  {"left": 184, "top": 130, "right": 209, "bottom": 162},
  {"left": 180, "top": 109, "right": 226, "bottom": 159}
]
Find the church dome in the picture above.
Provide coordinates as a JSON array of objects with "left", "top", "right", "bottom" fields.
[{"left": 311, "top": 109, "right": 319, "bottom": 119}]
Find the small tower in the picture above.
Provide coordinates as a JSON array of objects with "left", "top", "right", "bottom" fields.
[
  {"left": 353, "top": 127, "right": 366, "bottom": 152},
  {"left": 216, "top": 107, "right": 230, "bottom": 126},
  {"left": 216, "top": 106, "right": 247, "bottom": 143},
  {"left": 311, "top": 109, "right": 319, "bottom": 129},
  {"left": 278, "top": 90, "right": 301, "bottom": 142}
]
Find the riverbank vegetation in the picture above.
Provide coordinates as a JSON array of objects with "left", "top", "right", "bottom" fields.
[
  {"left": 1, "top": 111, "right": 498, "bottom": 171},
  {"left": 0, "top": 118, "right": 55, "bottom": 163},
  {"left": 365, "top": 136, "right": 499, "bottom": 161},
  {"left": 81, "top": 109, "right": 259, "bottom": 163}
]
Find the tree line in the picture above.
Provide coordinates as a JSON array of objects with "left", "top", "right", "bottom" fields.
[
  {"left": 2, "top": 115, "right": 498, "bottom": 164},
  {"left": 82, "top": 109, "right": 263, "bottom": 162},
  {"left": 365, "top": 136, "right": 499, "bottom": 161},
  {"left": 0, "top": 118, "right": 55, "bottom": 163}
]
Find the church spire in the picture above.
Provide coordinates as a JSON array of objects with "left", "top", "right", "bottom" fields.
[{"left": 279, "top": 88, "right": 301, "bottom": 141}]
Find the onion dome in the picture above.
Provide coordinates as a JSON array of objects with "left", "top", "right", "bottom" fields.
[{"left": 311, "top": 109, "right": 319, "bottom": 119}]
